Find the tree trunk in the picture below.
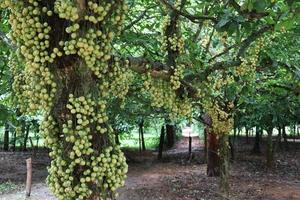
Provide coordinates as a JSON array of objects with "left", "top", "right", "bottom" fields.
[
  {"left": 13, "top": 130, "right": 16, "bottom": 152},
  {"left": 207, "top": 130, "right": 220, "bottom": 176},
  {"left": 228, "top": 136, "right": 234, "bottom": 160},
  {"left": 115, "top": 132, "right": 120, "bottom": 145},
  {"left": 158, "top": 126, "right": 165, "bottom": 160},
  {"left": 245, "top": 128, "right": 249, "bottom": 144},
  {"left": 266, "top": 128, "right": 273, "bottom": 169},
  {"left": 139, "top": 120, "right": 146, "bottom": 151},
  {"left": 282, "top": 125, "right": 289, "bottom": 151},
  {"left": 277, "top": 126, "right": 282, "bottom": 149},
  {"left": 233, "top": 127, "right": 236, "bottom": 145},
  {"left": 252, "top": 126, "right": 261, "bottom": 154},
  {"left": 23, "top": 124, "right": 31, "bottom": 151},
  {"left": 293, "top": 125, "right": 296, "bottom": 143},
  {"left": 219, "top": 134, "right": 229, "bottom": 197},
  {"left": 204, "top": 128, "right": 208, "bottom": 163},
  {"left": 166, "top": 124, "right": 175, "bottom": 148},
  {"left": 3, "top": 123, "right": 9, "bottom": 151},
  {"left": 188, "top": 136, "right": 192, "bottom": 156}
]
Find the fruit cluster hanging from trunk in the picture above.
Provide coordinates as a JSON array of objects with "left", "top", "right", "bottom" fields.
[{"left": 3, "top": 0, "right": 131, "bottom": 199}]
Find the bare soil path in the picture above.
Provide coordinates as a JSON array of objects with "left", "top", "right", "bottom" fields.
[{"left": 1, "top": 137, "right": 300, "bottom": 200}]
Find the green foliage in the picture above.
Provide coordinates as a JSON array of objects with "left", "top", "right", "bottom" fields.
[{"left": 0, "top": 182, "right": 18, "bottom": 195}]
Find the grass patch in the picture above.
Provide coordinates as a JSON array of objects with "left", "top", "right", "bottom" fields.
[{"left": 0, "top": 182, "right": 19, "bottom": 194}]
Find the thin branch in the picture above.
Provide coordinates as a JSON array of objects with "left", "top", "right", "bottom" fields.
[
  {"left": 205, "top": 28, "right": 215, "bottom": 53},
  {"left": 160, "top": 0, "right": 217, "bottom": 23},
  {"left": 193, "top": 22, "right": 203, "bottom": 42},
  {"left": 123, "top": 6, "right": 156, "bottom": 31},
  {"left": 237, "top": 25, "right": 273, "bottom": 58},
  {"left": 227, "top": 0, "right": 269, "bottom": 20},
  {"left": 209, "top": 44, "right": 236, "bottom": 62}
]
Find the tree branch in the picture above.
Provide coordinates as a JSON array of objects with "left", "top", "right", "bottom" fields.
[
  {"left": 237, "top": 25, "right": 273, "bottom": 58},
  {"left": 118, "top": 56, "right": 199, "bottom": 98},
  {"left": 0, "top": 31, "right": 17, "bottom": 50},
  {"left": 123, "top": 6, "right": 156, "bottom": 31},
  {"left": 160, "top": 0, "right": 217, "bottom": 23},
  {"left": 227, "top": 0, "right": 269, "bottom": 20}
]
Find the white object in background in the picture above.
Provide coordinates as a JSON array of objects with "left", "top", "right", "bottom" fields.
[{"left": 182, "top": 127, "right": 198, "bottom": 137}]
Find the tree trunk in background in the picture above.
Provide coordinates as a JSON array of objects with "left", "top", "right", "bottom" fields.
[
  {"left": 246, "top": 128, "right": 249, "bottom": 144},
  {"left": 3, "top": 123, "right": 9, "bottom": 151},
  {"left": 252, "top": 126, "right": 261, "bottom": 154},
  {"left": 282, "top": 125, "right": 289, "bottom": 151},
  {"left": 158, "top": 126, "right": 165, "bottom": 160},
  {"left": 293, "top": 125, "right": 296, "bottom": 142},
  {"left": 115, "top": 132, "right": 120, "bottom": 145},
  {"left": 138, "top": 126, "right": 142, "bottom": 153},
  {"left": 166, "top": 124, "right": 175, "bottom": 148},
  {"left": 277, "top": 126, "right": 282, "bottom": 149},
  {"left": 139, "top": 120, "right": 146, "bottom": 151},
  {"left": 12, "top": 131, "right": 16, "bottom": 151},
  {"left": 233, "top": 127, "right": 237, "bottom": 145},
  {"left": 188, "top": 136, "right": 192, "bottom": 156},
  {"left": 219, "top": 134, "right": 229, "bottom": 197},
  {"left": 204, "top": 128, "right": 208, "bottom": 163},
  {"left": 228, "top": 136, "right": 234, "bottom": 160},
  {"left": 266, "top": 128, "right": 273, "bottom": 169},
  {"left": 207, "top": 131, "right": 220, "bottom": 176},
  {"left": 23, "top": 124, "right": 31, "bottom": 151}
]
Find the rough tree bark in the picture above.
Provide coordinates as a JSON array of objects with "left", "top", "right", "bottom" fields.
[
  {"left": 219, "top": 134, "right": 229, "bottom": 196},
  {"left": 207, "top": 130, "right": 220, "bottom": 176},
  {"left": 203, "top": 114, "right": 220, "bottom": 176}
]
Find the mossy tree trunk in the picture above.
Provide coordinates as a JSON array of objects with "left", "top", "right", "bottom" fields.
[{"left": 219, "top": 134, "right": 229, "bottom": 197}]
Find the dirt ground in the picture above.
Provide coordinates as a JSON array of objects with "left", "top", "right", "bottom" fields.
[{"left": 0, "top": 137, "right": 300, "bottom": 200}]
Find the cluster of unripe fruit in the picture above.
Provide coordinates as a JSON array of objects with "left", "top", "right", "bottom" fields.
[
  {"left": 167, "top": 34, "right": 185, "bottom": 54},
  {"left": 143, "top": 74, "right": 192, "bottom": 120},
  {"left": 85, "top": 1, "right": 111, "bottom": 24},
  {"left": 4, "top": 0, "right": 129, "bottom": 199},
  {"left": 54, "top": 0, "right": 79, "bottom": 22},
  {"left": 5, "top": 0, "right": 56, "bottom": 114},
  {"left": 170, "top": 64, "right": 185, "bottom": 90},
  {"left": 204, "top": 102, "right": 234, "bottom": 136},
  {"left": 43, "top": 95, "right": 127, "bottom": 200},
  {"left": 235, "top": 38, "right": 265, "bottom": 78},
  {"left": 108, "top": 58, "right": 132, "bottom": 100}
]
